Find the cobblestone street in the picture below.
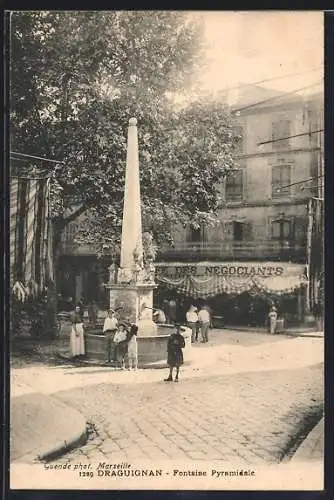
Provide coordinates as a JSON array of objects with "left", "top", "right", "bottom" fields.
[
  {"left": 12, "top": 330, "right": 324, "bottom": 466},
  {"left": 50, "top": 335, "right": 323, "bottom": 464}
]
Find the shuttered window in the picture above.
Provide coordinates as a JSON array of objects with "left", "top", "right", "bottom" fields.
[
  {"left": 271, "top": 119, "right": 291, "bottom": 149},
  {"left": 223, "top": 221, "right": 252, "bottom": 241},
  {"left": 272, "top": 165, "right": 292, "bottom": 198},
  {"left": 271, "top": 219, "right": 294, "bottom": 240},
  {"left": 226, "top": 169, "right": 244, "bottom": 201}
]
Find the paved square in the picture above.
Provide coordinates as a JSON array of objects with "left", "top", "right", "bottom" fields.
[{"left": 54, "top": 363, "right": 323, "bottom": 464}]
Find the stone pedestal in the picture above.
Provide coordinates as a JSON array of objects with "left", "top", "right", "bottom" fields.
[{"left": 107, "top": 282, "right": 157, "bottom": 337}]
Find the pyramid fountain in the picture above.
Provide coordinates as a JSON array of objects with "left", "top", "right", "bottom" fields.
[{"left": 84, "top": 118, "right": 191, "bottom": 366}]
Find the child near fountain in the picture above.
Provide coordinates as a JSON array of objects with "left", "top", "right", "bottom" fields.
[
  {"left": 103, "top": 309, "right": 118, "bottom": 363},
  {"left": 126, "top": 324, "right": 138, "bottom": 370},
  {"left": 113, "top": 323, "right": 128, "bottom": 369},
  {"left": 164, "top": 324, "right": 186, "bottom": 382}
]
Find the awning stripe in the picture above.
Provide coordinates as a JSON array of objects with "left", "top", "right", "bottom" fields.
[
  {"left": 10, "top": 173, "right": 54, "bottom": 292},
  {"left": 24, "top": 180, "right": 38, "bottom": 283}
]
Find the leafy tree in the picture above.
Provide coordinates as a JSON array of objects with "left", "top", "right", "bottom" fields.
[{"left": 10, "top": 11, "right": 236, "bottom": 257}]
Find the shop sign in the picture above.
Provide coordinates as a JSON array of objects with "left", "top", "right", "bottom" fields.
[{"left": 156, "top": 262, "right": 305, "bottom": 279}]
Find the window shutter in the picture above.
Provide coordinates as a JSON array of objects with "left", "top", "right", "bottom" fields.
[
  {"left": 224, "top": 221, "right": 234, "bottom": 240},
  {"left": 272, "top": 221, "right": 281, "bottom": 239},
  {"left": 294, "top": 217, "right": 307, "bottom": 241},
  {"left": 272, "top": 121, "right": 279, "bottom": 142},
  {"left": 226, "top": 169, "right": 243, "bottom": 201},
  {"left": 243, "top": 222, "right": 253, "bottom": 241},
  {"left": 282, "top": 120, "right": 291, "bottom": 138},
  {"left": 272, "top": 165, "right": 292, "bottom": 197},
  {"left": 272, "top": 166, "right": 281, "bottom": 183},
  {"left": 282, "top": 165, "right": 291, "bottom": 184},
  {"left": 272, "top": 119, "right": 291, "bottom": 149},
  {"left": 282, "top": 221, "right": 291, "bottom": 239}
]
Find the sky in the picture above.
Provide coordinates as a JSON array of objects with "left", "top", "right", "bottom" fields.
[{"left": 194, "top": 11, "right": 323, "bottom": 100}]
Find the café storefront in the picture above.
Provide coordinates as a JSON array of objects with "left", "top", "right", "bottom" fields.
[{"left": 155, "top": 261, "right": 308, "bottom": 327}]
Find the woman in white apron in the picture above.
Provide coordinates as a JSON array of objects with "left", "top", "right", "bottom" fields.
[{"left": 70, "top": 305, "right": 85, "bottom": 358}]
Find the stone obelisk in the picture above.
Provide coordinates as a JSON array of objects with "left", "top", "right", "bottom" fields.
[
  {"left": 107, "top": 118, "right": 157, "bottom": 336},
  {"left": 119, "top": 117, "right": 143, "bottom": 278}
]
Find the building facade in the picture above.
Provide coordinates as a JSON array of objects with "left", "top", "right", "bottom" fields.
[{"left": 156, "top": 86, "right": 323, "bottom": 327}]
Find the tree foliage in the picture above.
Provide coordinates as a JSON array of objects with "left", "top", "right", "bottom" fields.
[{"left": 10, "top": 11, "right": 236, "bottom": 253}]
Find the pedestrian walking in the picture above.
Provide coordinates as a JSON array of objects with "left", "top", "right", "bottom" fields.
[
  {"left": 113, "top": 323, "right": 128, "bottom": 369},
  {"left": 103, "top": 309, "right": 118, "bottom": 363},
  {"left": 126, "top": 324, "right": 138, "bottom": 370},
  {"left": 198, "top": 305, "right": 210, "bottom": 343},
  {"left": 268, "top": 306, "right": 278, "bottom": 334},
  {"left": 186, "top": 305, "right": 199, "bottom": 343},
  {"left": 164, "top": 325, "right": 186, "bottom": 382},
  {"left": 70, "top": 305, "right": 85, "bottom": 359}
]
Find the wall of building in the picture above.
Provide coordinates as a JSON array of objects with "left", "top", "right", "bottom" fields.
[{"left": 168, "top": 90, "right": 322, "bottom": 262}]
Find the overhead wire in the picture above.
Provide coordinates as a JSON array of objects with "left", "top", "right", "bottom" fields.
[
  {"left": 224, "top": 66, "right": 322, "bottom": 94},
  {"left": 258, "top": 129, "right": 324, "bottom": 146},
  {"left": 232, "top": 82, "right": 322, "bottom": 114},
  {"left": 276, "top": 175, "right": 324, "bottom": 192}
]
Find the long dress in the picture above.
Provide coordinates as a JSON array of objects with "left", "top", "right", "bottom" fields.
[
  {"left": 268, "top": 311, "right": 278, "bottom": 334},
  {"left": 127, "top": 335, "right": 138, "bottom": 359},
  {"left": 70, "top": 312, "right": 85, "bottom": 357},
  {"left": 167, "top": 333, "right": 185, "bottom": 367}
]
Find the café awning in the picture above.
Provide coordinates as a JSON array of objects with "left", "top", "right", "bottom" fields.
[{"left": 156, "top": 262, "right": 307, "bottom": 299}]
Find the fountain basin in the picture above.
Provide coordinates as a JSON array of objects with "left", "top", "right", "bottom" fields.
[{"left": 83, "top": 324, "right": 192, "bottom": 367}]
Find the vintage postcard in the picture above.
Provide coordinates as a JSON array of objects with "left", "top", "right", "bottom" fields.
[{"left": 8, "top": 10, "right": 324, "bottom": 491}]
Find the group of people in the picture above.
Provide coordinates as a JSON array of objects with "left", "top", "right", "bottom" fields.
[
  {"left": 69, "top": 306, "right": 138, "bottom": 369},
  {"left": 186, "top": 304, "right": 211, "bottom": 343},
  {"left": 151, "top": 300, "right": 212, "bottom": 345},
  {"left": 102, "top": 310, "right": 138, "bottom": 369},
  {"left": 69, "top": 303, "right": 187, "bottom": 381}
]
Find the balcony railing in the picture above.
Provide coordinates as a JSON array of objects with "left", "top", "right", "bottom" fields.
[{"left": 157, "top": 240, "right": 306, "bottom": 263}]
